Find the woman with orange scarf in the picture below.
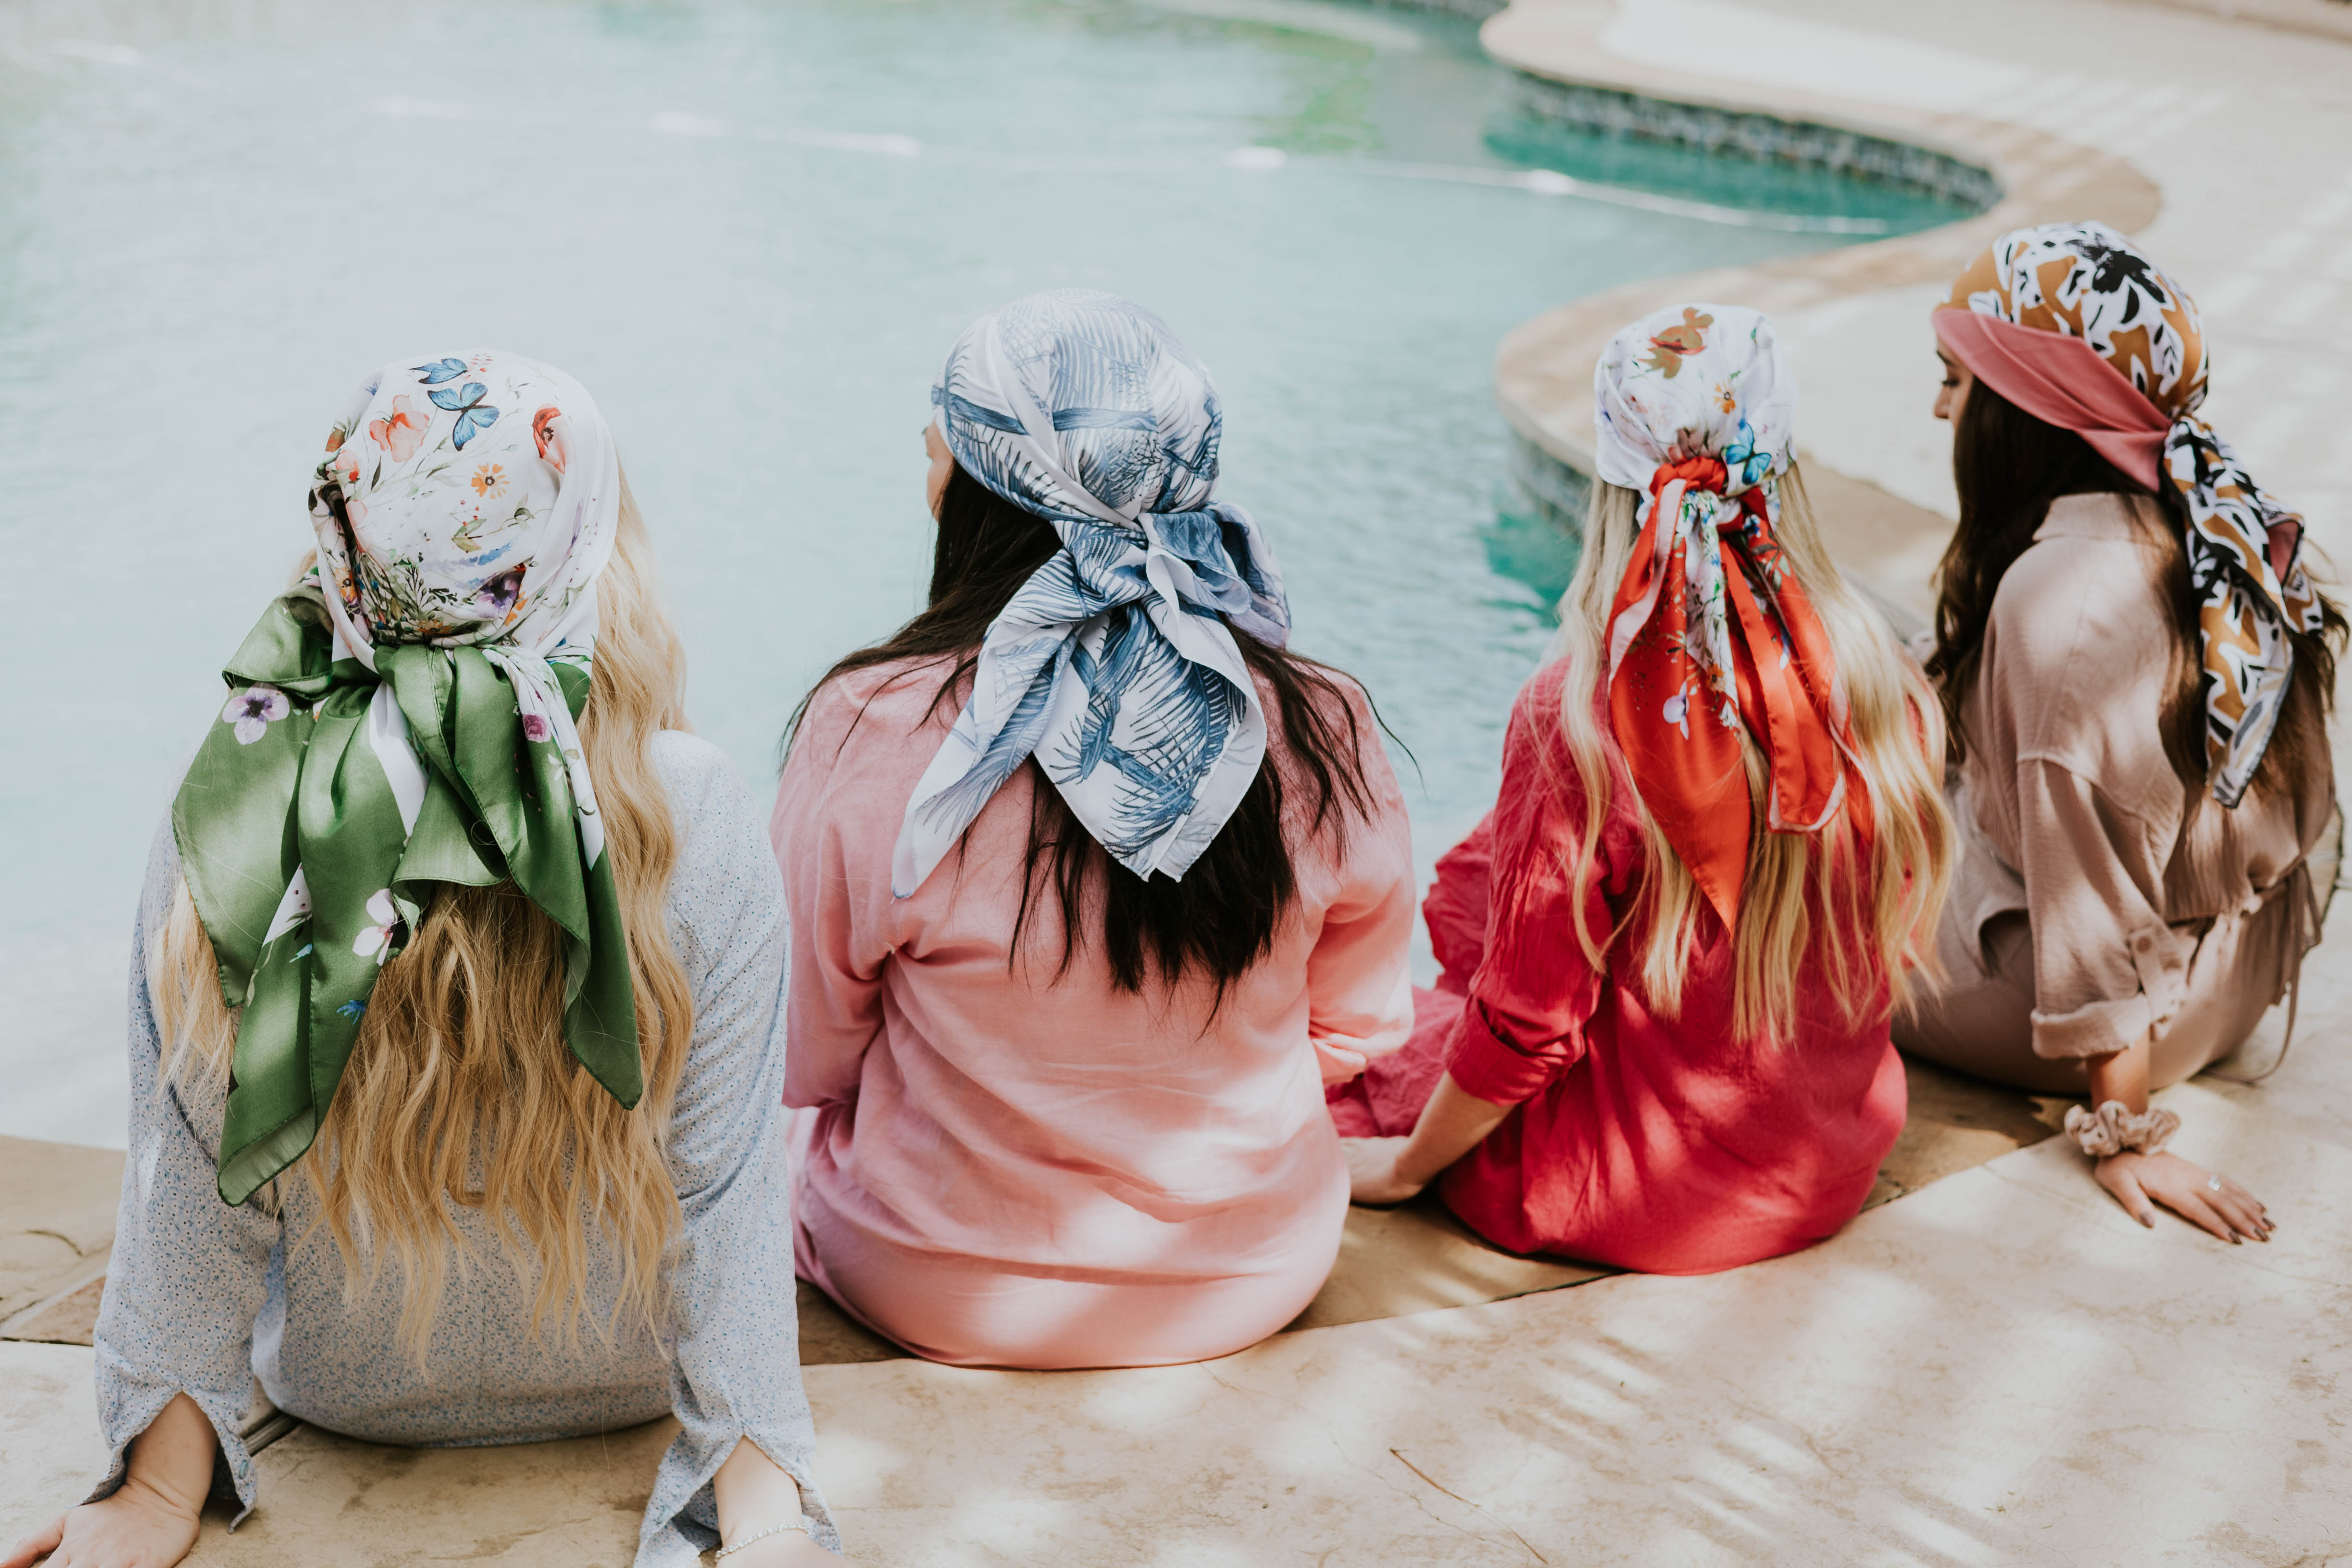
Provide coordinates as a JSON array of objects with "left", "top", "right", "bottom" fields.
[
  {"left": 1337, "top": 304, "right": 1953, "bottom": 1274},
  {"left": 1898, "top": 222, "right": 2339, "bottom": 1243}
]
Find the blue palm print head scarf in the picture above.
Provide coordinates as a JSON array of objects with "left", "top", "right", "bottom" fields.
[{"left": 892, "top": 289, "right": 1292, "bottom": 898}]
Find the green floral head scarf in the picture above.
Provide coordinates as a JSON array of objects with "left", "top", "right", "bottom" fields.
[{"left": 174, "top": 351, "right": 639, "bottom": 1205}]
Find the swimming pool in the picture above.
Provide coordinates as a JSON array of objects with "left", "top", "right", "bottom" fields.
[{"left": 0, "top": 0, "right": 1972, "bottom": 1142}]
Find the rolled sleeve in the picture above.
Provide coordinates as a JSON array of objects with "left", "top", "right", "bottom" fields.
[
  {"left": 1448, "top": 665, "right": 1613, "bottom": 1106},
  {"left": 2014, "top": 757, "right": 2187, "bottom": 1059}
]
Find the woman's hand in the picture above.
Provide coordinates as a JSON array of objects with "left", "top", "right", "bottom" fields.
[
  {"left": 1345, "top": 1074, "right": 1516, "bottom": 1208},
  {"left": 2095, "top": 1151, "right": 2271, "bottom": 1243},
  {"left": 2, "top": 1393, "right": 213, "bottom": 1568},
  {"left": 0, "top": 1481, "right": 202, "bottom": 1568},
  {"left": 1343, "top": 1136, "right": 1425, "bottom": 1206}
]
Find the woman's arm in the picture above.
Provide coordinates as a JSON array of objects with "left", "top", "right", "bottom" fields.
[
  {"left": 711, "top": 1440, "right": 836, "bottom": 1567},
  {"left": 1345, "top": 666, "right": 1612, "bottom": 1204},
  {"left": 1345, "top": 1073, "right": 1513, "bottom": 1204},
  {"left": 2012, "top": 761, "right": 2270, "bottom": 1243},
  {"left": 2082, "top": 1040, "right": 2269, "bottom": 1243},
  {"left": 11, "top": 825, "right": 283, "bottom": 1568},
  {"left": 1302, "top": 693, "right": 1419, "bottom": 1082},
  {"left": 1, "top": 1394, "right": 213, "bottom": 1568},
  {"left": 770, "top": 690, "right": 891, "bottom": 1111},
  {"left": 639, "top": 745, "right": 845, "bottom": 1562}
]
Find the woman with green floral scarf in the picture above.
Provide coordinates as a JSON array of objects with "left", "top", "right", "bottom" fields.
[{"left": 3, "top": 353, "right": 849, "bottom": 1568}]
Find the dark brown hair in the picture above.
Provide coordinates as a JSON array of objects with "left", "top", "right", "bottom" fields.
[
  {"left": 788, "top": 463, "right": 1383, "bottom": 1002},
  {"left": 1929, "top": 374, "right": 2343, "bottom": 802}
]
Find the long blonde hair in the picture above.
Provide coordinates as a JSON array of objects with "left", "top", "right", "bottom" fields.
[
  {"left": 151, "top": 476, "right": 694, "bottom": 1354},
  {"left": 1551, "top": 467, "right": 1952, "bottom": 1041}
]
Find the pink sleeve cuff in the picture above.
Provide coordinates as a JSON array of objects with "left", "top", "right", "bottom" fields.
[{"left": 1312, "top": 1039, "right": 1371, "bottom": 1086}]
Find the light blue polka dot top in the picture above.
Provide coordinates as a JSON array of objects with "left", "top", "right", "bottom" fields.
[{"left": 91, "top": 733, "right": 837, "bottom": 1564}]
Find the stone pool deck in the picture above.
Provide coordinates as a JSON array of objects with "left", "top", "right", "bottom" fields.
[{"left": 8, "top": 0, "right": 2352, "bottom": 1561}]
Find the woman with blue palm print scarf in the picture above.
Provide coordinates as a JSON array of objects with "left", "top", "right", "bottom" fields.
[{"left": 773, "top": 290, "right": 1415, "bottom": 1368}]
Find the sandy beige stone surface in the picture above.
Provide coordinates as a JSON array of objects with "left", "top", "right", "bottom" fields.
[
  {"left": 0, "top": 1344, "right": 111, "bottom": 1529},
  {"left": 7, "top": 1084, "right": 2336, "bottom": 1566},
  {"left": 0, "top": 1139, "right": 120, "bottom": 1327},
  {"left": 801, "top": 1088, "right": 2349, "bottom": 1567}
]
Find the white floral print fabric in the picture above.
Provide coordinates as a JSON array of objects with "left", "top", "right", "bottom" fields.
[{"left": 313, "top": 350, "right": 620, "bottom": 860}]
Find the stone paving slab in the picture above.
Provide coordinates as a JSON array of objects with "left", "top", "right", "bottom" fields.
[
  {"left": 0, "top": 1343, "right": 111, "bottom": 1532},
  {"left": 789, "top": 1085, "right": 2350, "bottom": 1567},
  {"left": 0, "top": 1137, "right": 120, "bottom": 1327},
  {"left": 9, "top": 1082, "right": 2333, "bottom": 1566}
]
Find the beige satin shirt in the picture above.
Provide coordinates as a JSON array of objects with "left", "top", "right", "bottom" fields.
[{"left": 1949, "top": 491, "right": 2332, "bottom": 1060}]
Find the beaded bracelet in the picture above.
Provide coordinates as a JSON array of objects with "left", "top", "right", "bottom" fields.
[
  {"left": 2064, "top": 1100, "right": 2180, "bottom": 1158},
  {"left": 714, "top": 1520, "right": 812, "bottom": 1560}
]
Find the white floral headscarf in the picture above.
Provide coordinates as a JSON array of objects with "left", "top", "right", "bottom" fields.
[
  {"left": 314, "top": 351, "right": 620, "bottom": 861},
  {"left": 175, "top": 351, "right": 638, "bottom": 1205},
  {"left": 1593, "top": 303, "right": 1798, "bottom": 518},
  {"left": 893, "top": 289, "right": 1290, "bottom": 898}
]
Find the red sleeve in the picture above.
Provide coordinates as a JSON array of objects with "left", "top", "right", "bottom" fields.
[
  {"left": 1422, "top": 810, "right": 1495, "bottom": 996},
  {"left": 1444, "top": 662, "right": 1615, "bottom": 1107}
]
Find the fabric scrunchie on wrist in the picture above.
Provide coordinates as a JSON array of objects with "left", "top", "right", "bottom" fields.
[{"left": 2064, "top": 1100, "right": 2181, "bottom": 1158}]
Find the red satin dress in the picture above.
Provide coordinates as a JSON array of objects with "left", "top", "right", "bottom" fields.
[{"left": 1327, "top": 659, "right": 1905, "bottom": 1275}]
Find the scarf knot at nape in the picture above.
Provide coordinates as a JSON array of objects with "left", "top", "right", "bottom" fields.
[
  {"left": 175, "top": 351, "right": 638, "bottom": 1206},
  {"left": 892, "top": 290, "right": 1292, "bottom": 899},
  {"left": 1594, "top": 303, "right": 1869, "bottom": 932}
]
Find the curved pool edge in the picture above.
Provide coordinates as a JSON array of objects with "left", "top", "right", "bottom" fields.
[{"left": 1472, "top": 0, "right": 2164, "bottom": 627}]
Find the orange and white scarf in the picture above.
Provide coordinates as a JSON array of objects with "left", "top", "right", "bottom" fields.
[{"left": 1593, "top": 303, "right": 1868, "bottom": 929}]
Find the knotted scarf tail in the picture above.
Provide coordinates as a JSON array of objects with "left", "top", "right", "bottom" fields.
[
  {"left": 2157, "top": 414, "right": 2321, "bottom": 810},
  {"left": 179, "top": 607, "right": 642, "bottom": 1205},
  {"left": 565, "top": 850, "right": 643, "bottom": 1108},
  {"left": 1605, "top": 466, "right": 1868, "bottom": 936},
  {"left": 1606, "top": 473, "right": 1753, "bottom": 929}
]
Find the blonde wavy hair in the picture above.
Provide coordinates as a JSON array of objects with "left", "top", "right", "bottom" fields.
[
  {"left": 1550, "top": 467, "right": 1953, "bottom": 1041},
  {"left": 151, "top": 476, "right": 694, "bottom": 1355}
]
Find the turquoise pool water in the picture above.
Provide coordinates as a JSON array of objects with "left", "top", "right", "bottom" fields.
[{"left": 0, "top": 0, "right": 1970, "bottom": 1140}]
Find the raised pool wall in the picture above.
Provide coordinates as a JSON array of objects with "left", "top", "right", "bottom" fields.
[{"left": 1423, "top": 0, "right": 2163, "bottom": 624}]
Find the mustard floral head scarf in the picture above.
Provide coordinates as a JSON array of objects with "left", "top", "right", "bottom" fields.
[
  {"left": 173, "top": 352, "right": 638, "bottom": 1205},
  {"left": 1938, "top": 221, "right": 2325, "bottom": 807}
]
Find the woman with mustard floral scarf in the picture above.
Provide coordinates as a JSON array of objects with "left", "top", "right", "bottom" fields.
[
  {"left": 1899, "top": 223, "right": 2341, "bottom": 1245},
  {"left": 3, "top": 354, "right": 849, "bottom": 1568}
]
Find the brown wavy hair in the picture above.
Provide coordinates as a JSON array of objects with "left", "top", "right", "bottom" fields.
[
  {"left": 152, "top": 475, "right": 694, "bottom": 1355},
  {"left": 787, "top": 462, "right": 1383, "bottom": 1004},
  {"left": 1929, "top": 375, "right": 2344, "bottom": 803}
]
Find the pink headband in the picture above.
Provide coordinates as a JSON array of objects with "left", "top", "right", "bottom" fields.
[{"left": 1932, "top": 309, "right": 2168, "bottom": 491}]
